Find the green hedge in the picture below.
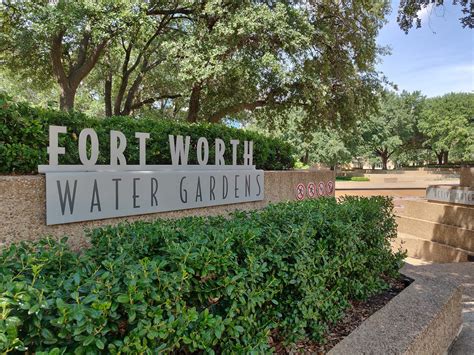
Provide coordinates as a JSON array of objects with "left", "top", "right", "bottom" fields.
[
  {"left": 0, "top": 197, "right": 404, "bottom": 353},
  {"left": 0, "top": 94, "right": 295, "bottom": 173}
]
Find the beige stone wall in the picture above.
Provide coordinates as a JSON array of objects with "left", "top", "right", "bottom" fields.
[
  {"left": 460, "top": 167, "right": 473, "bottom": 187},
  {"left": 0, "top": 170, "right": 334, "bottom": 250}
]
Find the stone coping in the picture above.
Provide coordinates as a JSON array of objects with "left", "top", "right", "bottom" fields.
[{"left": 329, "top": 263, "right": 464, "bottom": 355}]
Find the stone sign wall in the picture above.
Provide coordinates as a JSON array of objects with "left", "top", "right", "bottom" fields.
[{"left": 0, "top": 170, "right": 334, "bottom": 250}]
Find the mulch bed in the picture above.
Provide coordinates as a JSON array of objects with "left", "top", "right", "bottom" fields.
[{"left": 271, "top": 275, "right": 413, "bottom": 354}]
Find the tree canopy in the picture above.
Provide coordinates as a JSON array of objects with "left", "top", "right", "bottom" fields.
[
  {"left": 358, "top": 91, "right": 425, "bottom": 169},
  {"left": 1, "top": 0, "right": 390, "bottom": 127}
]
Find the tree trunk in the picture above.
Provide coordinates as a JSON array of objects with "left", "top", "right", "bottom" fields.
[
  {"left": 104, "top": 74, "right": 113, "bottom": 117},
  {"left": 302, "top": 150, "right": 309, "bottom": 164},
  {"left": 51, "top": 32, "right": 107, "bottom": 112},
  {"left": 121, "top": 73, "right": 145, "bottom": 116},
  {"left": 436, "top": 151, "right": 443, "bottom": 165},
  {"left": 59, "top": 85, "right": 77, "bottom": 111},
  {"left": 443, "top": 151, "right": 449, "bottom": 165},
  {"left": 381, "top": 152, "right": 389, "bottom": 170},
  {"left": 187, "top": 85, "right": 201, "bottom": 122}
]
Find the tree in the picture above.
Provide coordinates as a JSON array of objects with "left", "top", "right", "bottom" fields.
[
  {"left": 309, "top": 130, "right": 353, "bottom": 170},
  {"left": 250, "top": 108, "right": 356, "bottom": 169},
  {"left": 359, "top": 91, "right": 425, "bottom": 170},
  {"left": 1, "top": 0, "right": 142, "bottom": 111},
  {"left": 190, "top": 0, "right": 389, "bottom": 126},
  {"left": 1, "top": 0, "right": 390, "bottom": 127},
  {"left": 397, "top": 0, "right": 474, "bottom": 32},
  {"left": 418, "top": 92, "right": 474, "bottom": 164}
]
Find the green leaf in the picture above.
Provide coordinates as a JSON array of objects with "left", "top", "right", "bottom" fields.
[
  {"left": 95, "top": 338, "right": 105, "bottom": 350},
  {"left": 83, "top": 335, "right": 95, "bottom": 346},
  {"left": 116, "top": 294, "right": 129, "bottom": 303}
]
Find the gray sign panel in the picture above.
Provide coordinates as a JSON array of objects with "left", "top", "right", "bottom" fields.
[
  {"left": 46, "top": 169, "right": 264, "bottom": 225},
  {"left": 426, "top": 185, "right": 474, "bottom": 206}
]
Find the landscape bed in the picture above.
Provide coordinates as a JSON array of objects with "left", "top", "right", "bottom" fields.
[{"left": 0, "top": 196, "right": 404, "bottom": 353}]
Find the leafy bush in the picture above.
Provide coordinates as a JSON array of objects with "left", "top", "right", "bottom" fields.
[
  {"left": 0, "top": 197, "right": 404, "bottom": 353},
  {"left": 293, "top": 161, "right": 310, "bottom": 169},
  {"left": 0, "top": 94, "right": 295, "bottom": 173}
]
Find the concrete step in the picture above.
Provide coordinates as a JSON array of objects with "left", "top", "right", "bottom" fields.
[
  {"left": 396, "top": 215, "right": 474, "bottom": 252},
  {"left": 393, "top": 233, "right": 474, "bottom": 263},
  {"left": 394, "top": 199, "right": 474, "bottom": 230}
]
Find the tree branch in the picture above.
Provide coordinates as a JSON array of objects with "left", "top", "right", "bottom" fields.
[
  {"left": 208, "top": 99, "right": 267, "bottom": 123},
  {"left": 147, "top": 7, "right": 194, "bottom": 16},
  {"left": 72, "top": 33, "right": 91, "bottom": 74},
  {"left": 114, "top": 41, "right": 133, "bottom": 114},
  {"left": 130, "top": 94, "right": 182, "bottom": 111},
  {"left": 70, "top": 39, "right": 108, "bottom": 86},
  {"left": 50, "top": 31, "right": 68, "bottom": 87},
  {"left": 207, "top": 86, "right": 282, "bottom": 123}
]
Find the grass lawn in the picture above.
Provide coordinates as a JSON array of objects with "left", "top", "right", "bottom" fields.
[{"left": 336, "top": 176, "right": 370, "bottom": 182}]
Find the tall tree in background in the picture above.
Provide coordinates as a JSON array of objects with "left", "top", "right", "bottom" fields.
[
  {"left": 418, "top": 92, "right": 474, "bottom": 164},
  {"left": 360, "top": 91, "right": 425, "bottom": 169},
  {"left": 251, "top": 108, "right": 357, "bottom": 169}
]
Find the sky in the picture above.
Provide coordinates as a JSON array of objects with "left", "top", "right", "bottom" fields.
[{"left": 376, "top": 1, "right": 473, "bottom": 97}]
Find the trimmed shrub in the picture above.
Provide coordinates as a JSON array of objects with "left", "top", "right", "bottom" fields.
[
  {"left": 0, "top": 94, "right": 295, "bottom": 173},
  {"left": 0, "top": 197, "right": 404, "bottom": 353}
]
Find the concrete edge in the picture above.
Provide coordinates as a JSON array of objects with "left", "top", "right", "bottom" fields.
[{"left": 329, "top": 263, "right": 463, "bottom": 355}]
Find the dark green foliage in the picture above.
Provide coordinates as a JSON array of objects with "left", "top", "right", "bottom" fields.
[
  {"left": 0, "top": 197, "right": 404, "bottom": 353},
  {"left": 0, "top": 94, "right": 295, "bottom": 173}
]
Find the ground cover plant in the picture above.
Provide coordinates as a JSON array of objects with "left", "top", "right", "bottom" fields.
[
  {"left": 0, "top": 197, "right": 404, "bottom": 353},
  {"left": 0, "top": 94, "right": 294, "bottom": 174}
]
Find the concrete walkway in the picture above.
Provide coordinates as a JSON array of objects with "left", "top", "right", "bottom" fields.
[{"left": 405, "top": 260, "right": 474, "bottom": 354}]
